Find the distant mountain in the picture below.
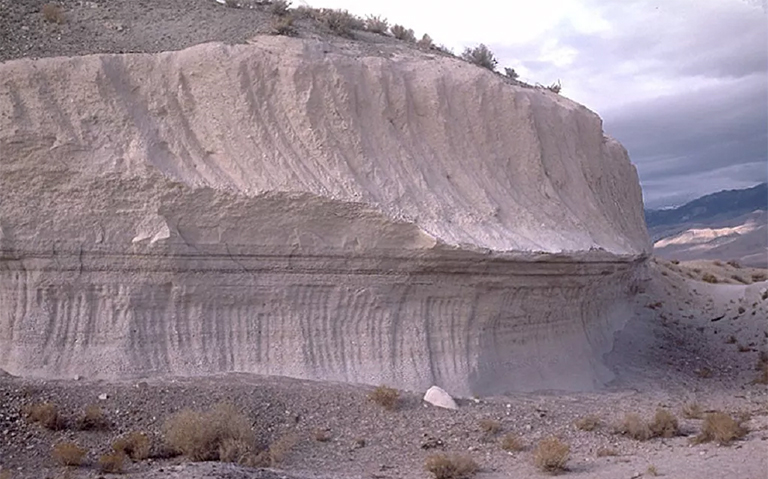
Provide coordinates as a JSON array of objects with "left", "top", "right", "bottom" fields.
[
  {"left": 645, "top": 183, "right": 767, "bottom": 231},
  {"left": 645, "top": 183, "right": 767, "bottom": 268}
]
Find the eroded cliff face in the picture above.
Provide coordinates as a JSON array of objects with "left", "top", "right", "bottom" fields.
[{"left": 0, "top": 37, "right": 650, "bottom": 395}]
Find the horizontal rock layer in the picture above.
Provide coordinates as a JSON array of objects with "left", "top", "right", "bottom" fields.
[{"left": 0, "top": 37, "right": 650, "bottom": 394}]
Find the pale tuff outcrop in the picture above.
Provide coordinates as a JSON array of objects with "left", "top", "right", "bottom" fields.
[{"left": 0, "top": 36, "right": 650, "bottom": 395}]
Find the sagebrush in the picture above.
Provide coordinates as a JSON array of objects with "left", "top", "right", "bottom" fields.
[
  {"left": 52, "top": 441, "right": 88, "bottom": 467},
  {"left": 113, "top": 431, "right": 151, "bottom": 461},
  {"left": 368, "top": 385, "right": 400, "bottom": 410},
  {"left": 533, "top": 437, "right": 570, "bottom": 474},
  {"left": 424, "top": 453, "right": 478, "bottom": 479},
  {"left": 163, "top": 403, "right": 255, "bottom": 462},
  {"left": 461, "top": 44, "right": 497, "bottom": 71}
]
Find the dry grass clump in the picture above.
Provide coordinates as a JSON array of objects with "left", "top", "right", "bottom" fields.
[
  {"left": 163, "top": 403, "right": 255, "bottom": 463},
  {"left": 269, "top": 0, "right": 291, "bottom": 16},
  {"left": 500, "top": 433, "right": 524, "bottom": 452},
  {"left": 368, "top": 385, "right": 400, "bottom": 411},
  {"left": 77, "top": 404, "right": 110, "bottom": 431},
  {"left": 727, "top": 260, "right": 741, "bottom": 268},
  {"left": 596, "top": 448, "right": 618, "bottom": 457},
  {"left": 545, "top": 81, "right": 562, "bottom": 94},
  {"left": 264, "top": 432, "right": 298, "bottom": 466},
  {"left": 504, "top": 67, "right": 520, "bottom": 80},
  {"left": 461, "top": 44, "right": 497, "bottom": 71},
  {"left": 693, "top": 412, "right": 747, "bottom": 445},
  {"left": 112, "top": 431, "right": 151, "bottom": 461},
  {"left": 52, "top": 441, "right": 88, "bottom": 467},
  {"left": 270, "top": 15, "right": 296, "bottom": 36},
  {"left": 533, "top": 437, "right": 570, "bottom": 474},
  {"left": 424, "top": 453, "right": 478, "bottom": 479},
  {"left": 23, "top": 401, "right": 65, "bottom": 430},
  {"left": 647, "top": 465, "right": 659, "bottom": 476},
  {"left": 702, "top": 272, "right": 718, "bottom": 283},
  {"left": 732, "top": 275, "right": 748, "bottom": 284},
  {"left": 696, "top": 367, "right": 713, "bottom": 378},
  {"left": 479, "top": 419, "right": 501, "bottom": 435},
  {"left": 0, "top": 470, "right": 11, "bottom": 479},
  {"left": 418, "top": 34, "right": 434, "bottom": 49},
  {"left": 365, "top": 15, "right": 388, "bottom": 34},
  {"left": 390, "top": 24, "right": 416, "bottom": 42},
  {"left": 41, "top": 3, "right": 65, "bottom": 24},
  {"left": 682, "top": 402, "right": 704, "bottom": 419},
  {"left": 321, "top": 9, "right": 364, "bottom": 36},
  {"left": 574, "top": 415, "right": 601, "bottom": 431},
  {"left": 725, "top": 335, "right": 737, "bottom": 344},
  {"left": 752, "top": 272, "right": 767, "bottom": 282},
  {"left": 616, "top": 413, "right": 652, "bottom": 441},
  {"left": 649, "top": 409, "right": 679, "bottom": 438},
  {"left": 98, "top": 452, "right": 125, "bottom": 473}
]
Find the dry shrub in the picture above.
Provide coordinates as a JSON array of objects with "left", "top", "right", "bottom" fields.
[
  {"left": 702, "top": 273, "right": 718, "bottom": 284},
  {"left": 369, "top": 385, "right": 400, "bottom": 411},
  {"left": 365, "top": 15, "right": 388, "bottom": 33},
  {"left": 269, "top": 0, "right": 291, "bottom": 16},
  {"left": 293, "top": 5, "right": 320, "bottom": 20},
  {"left": 41, "top": 3, "right": 65, "bottom": 24},
  {"left": 504, "top": 67, "right": 520, "bottom": 80},
  {"left": 694, "top": 412, "right": 747, "bottom": 445},
  {"left": 500, "top": 433, "right": 524, "bottom": 452},
  {"left": 77, "top": 404, "right": 109, "bottom": 431},
  {"left": 270, "top": 15, "right": 296, "bottom": 36},
  {"left": 418, "top": 34, "right": 434, "bottom": 49},
  {"left": 596, "top": 448, "right": 618, "bottom": 457},
  {"left": 738, "top": 343, "right": 751, "bottom": 352},
  {"left": 616, "top": 413, "right": 652, "bottom": 441},
  {"left": 424, "top": 453, "right": 478, "bottom": 479},
  {"left": 0, "top": 470, "right": 11, "bottom": 479},
  {"left": 224, "top": 0, "right": 239, "bottom": 7},
  {"left": 321, "top": 9, "right": 363, "bottom": 36},
  {"left": 264, "top": 432, "right": 298, "bottom": 466},
  {"left": 162, "top": 403, "right": 254, "bottom": 462},
  {"left": 713, "top": 260, "right": 723, "bottom": 266},
  {"left": 479, "top": 419, "right": 501, "bottom": 435},
  {"left": 98, "top": 452, "right": 125, "bottom": 473},
  {"left": 219, "top": 437, "right": 258, "bottom": 465},
  {"left": 574, "top": 415, "right": 601, "bottom": 431},
  {"left": 725, "top": 335, "right": 737, "bottom": 344},
  {"left": 461, "top": 44, "right": 497, "bottom": 71},
  {"left": 649, "top": 409, "right": 679, "bottom": 438},
  {"left": 647, "top": 465, "right": 659, "bottom": 476},
  {"left": 732, "top": 275, "right": 748, "bottom": 284},
  {"left": 52, "top": 441, "right": 88, "bottom": 467},
  {"left": 112, "top": 431, "right": 151, "bottom": 461},
  {"left": 533, "top": 437, "right": 570, "bottom": 474},
  {"left": 682, "top": 402, "right": 704, "bottom": 419},
  {"left": 390, "top": 24, "right": 415, "bottom": 42},
  {"left": 23, "top": 402, "right": 65, "bottom": 430},
  {"left": 546, "top": 81, "right": 562, "bottom": 94},
  {"left": 696, "top": 367, "right": 713, "bottom": 378}
]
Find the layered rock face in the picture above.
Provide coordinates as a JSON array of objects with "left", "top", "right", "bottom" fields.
[{"left": 0, "top": 37, "right": 650, "bottom": 395}]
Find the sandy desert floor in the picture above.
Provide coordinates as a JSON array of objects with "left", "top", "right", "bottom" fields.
[{"left": 1, "top": 258, "right": 766, "bottom": 479}]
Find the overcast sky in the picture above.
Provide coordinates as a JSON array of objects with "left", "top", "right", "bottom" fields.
[{"left": 302, "top": 0, "right": 767, "bottom": 208}]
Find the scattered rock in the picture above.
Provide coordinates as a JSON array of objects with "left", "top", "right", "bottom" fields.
[{"left": 423, "top": 386, "right": 458, "bottom": 410}]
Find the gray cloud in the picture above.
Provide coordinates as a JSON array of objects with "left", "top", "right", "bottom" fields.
[{"left": 492, "top": 0, "right": 768, "bottom": 208}]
